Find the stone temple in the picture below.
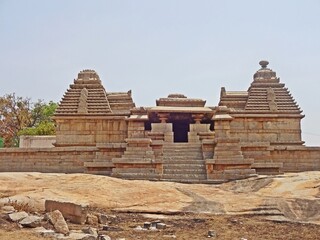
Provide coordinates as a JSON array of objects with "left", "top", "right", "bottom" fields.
[{"left": 1, "top": 60, "right": 319, "bottom": 183}]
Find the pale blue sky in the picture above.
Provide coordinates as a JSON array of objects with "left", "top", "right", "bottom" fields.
[{"left": 1, "top": 0, "right": 320, "bottom": 145}]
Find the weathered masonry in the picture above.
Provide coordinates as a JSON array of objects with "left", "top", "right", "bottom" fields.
[{"left": 1, "top": 61, "right": 319, "bottom": 183}]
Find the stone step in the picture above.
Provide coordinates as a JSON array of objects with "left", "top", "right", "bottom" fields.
[
  {"left": 161, "top": 173, "right": 207, "bottom": 180},
  {"left": 84, "top": 170, "right": 112, "bottom": 176},
  {"left": 112, "top": 172, "right": 161, "bottom": 180},
  {"left": 163, "top": 168, "right": 206, "bottom": 174},
  {"left": 163, "top": 159, "right": 205, "bottom": 164},
  {"left": 163, "top": 161, "right": 206, "bottom": 169},
  {"left": 162, "top": 156, "right": 203, "bottom": 162},
  {"left": 112, "top": 168, "right": 157, "bottom": 174},
  {"left": 160, "top": 179, "right": 225, "bottom": 184},
  {"left": 163, "top": 146, "right": 202, "bottom": 150},
  {"left": 163, "top": 154, "right": 203, "bottom": 159}
]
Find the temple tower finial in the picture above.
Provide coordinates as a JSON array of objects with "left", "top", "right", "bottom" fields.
[{"left": 259, "top": 60, "right": 269, "bottom": 69}]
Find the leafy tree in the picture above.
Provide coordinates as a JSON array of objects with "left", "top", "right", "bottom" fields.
[
  {"left": 0, "top": 93, "right": 32, "bottom": 147},
  {"left": 0, "top": 93, "right": 58, "bottom": 147}
]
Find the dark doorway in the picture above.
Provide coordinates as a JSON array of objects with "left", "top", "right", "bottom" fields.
[{"left": 173, "top": 120, "right": 190, "bottom": 142}]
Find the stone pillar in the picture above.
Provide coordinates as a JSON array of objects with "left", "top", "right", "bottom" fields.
[
  {"left": 188, "top": 124, "right": 211, "bottom": 143},
  {"left": 192, "top": 114, "right": 204, "bottom": 124},
  {"left": 151, "top": 123, "right": 173, "bottom": 142},
  {"left": 157, "top": 113, "right": 169, "bottom": 123}
]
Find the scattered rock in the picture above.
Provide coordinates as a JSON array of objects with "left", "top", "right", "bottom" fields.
[
  {"left": 1, "top": 205, "right": 15, "bottom": 214},
  {"left": 102, "top": 225, "right": 123, "bottom": 231},
  {"left": 46, "top": 210, "right": 69, "bottom": 235},
  {"left": 163, "top": 234, "right": 177, "bottom": 238},
  {"left": 149, "top": 226, "right": 157, "bottom": 231},
  {"left": 230, "top": 219, "right": 238, "bottom": 224},
  {"left": 8, "top": 211, "right": 28, "bottom": 222},
  {"left": 82, "top": 227, "right": 98, "bottom": 237},
  {"left": 68, "top": 230, "right": 96, "bottom": 240},
  {"left": 156, "top": 222, "right": 166, "bottom": 229},
  {"left": 208, "top": 229, "right": 217, "bottom": 238},
  {"left": 19, "top": 215, "right": 42, "bottom": 228},
  {"left": 193, "top": 218, "right": 205, "bottom": 223},
  {"left": 86, "top": 213, "right": 99, "bottom": 225},
  {"left": 134, "top": 225, "right": 146, "bottom": 231},
  {"left": 97, "top": 213, "right": 109, "bottom": 224},
  {"left": 34, "top": 227, "right": 56, "bottom": 237},
  {"left": 151, "top": 220, "right": 161, "bottom": 227},
  {"left": 98, "top": 235, "right": 111, "bottom": 240},
  {"left": 102, "top": 225, "right": 109, "bottom": 231},
  {"left": 143, "top": 221, "right": 151, "bottom": 229}
]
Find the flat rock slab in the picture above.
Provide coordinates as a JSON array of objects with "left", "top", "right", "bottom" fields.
[
  {"left": 19, "top": 215, "right": 42, "bottom": 227},
  {"left": 34, "top": 227, "right": 56, "bottom": 237},
  {"left": 8, "top": 211, "right": 28, "bottom": 222},
  {"left": 66, "top": 231, "right": 96, "bottom": 240}
]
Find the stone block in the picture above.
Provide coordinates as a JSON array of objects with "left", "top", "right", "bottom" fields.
[
  {"left": 190, "top": 124, "right": 210, "bottom": 133},
  {"left": 86, "top": 213, "right": 99, "bottom": 225},
  {"left": 45, "top": 200, "right": 88, "bottom": 224},
  {"left": 19, "top": 215, "right": 42, "bottom": 228},
  {"left": 151, "top": 123, "right": 172, "bottom": 132},
  {"left": 8, "top": 211, "right": 28, "bottom": 222}
]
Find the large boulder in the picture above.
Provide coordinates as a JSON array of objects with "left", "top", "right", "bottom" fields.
[{"left": 45, "top": 200, "right": 88, "bottom": 224}]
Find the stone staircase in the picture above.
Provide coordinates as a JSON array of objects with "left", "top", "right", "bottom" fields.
[{"left": 161, "top": 143, "right": 207, "bottom": 183}]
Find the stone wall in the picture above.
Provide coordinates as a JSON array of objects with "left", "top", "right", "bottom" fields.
[
  {"left": 230, "top": 116, "right": 302, "bottom": 144},
  {"left": 0, "top": 147, "right": 97, "bottom": 173},
  {"left": 55, "top": 118, "right": 128, "bottom": 146},
  {"left": 270, "top": 146, "right": 320, "bottom": 172},
  {"left": 241, "top": 144, "right": 320, "bottom": 173},
  {"left": 19, "top": 135, "right": 56, "bottom": 148}
]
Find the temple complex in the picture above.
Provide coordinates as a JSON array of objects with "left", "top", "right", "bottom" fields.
[{"left": 0, "top": 60, "right": 319, "bottom": 183}]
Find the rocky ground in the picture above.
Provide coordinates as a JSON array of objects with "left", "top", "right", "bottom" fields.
[{"left": 0, "top": 171, "right": 319, "bottom": 239}]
